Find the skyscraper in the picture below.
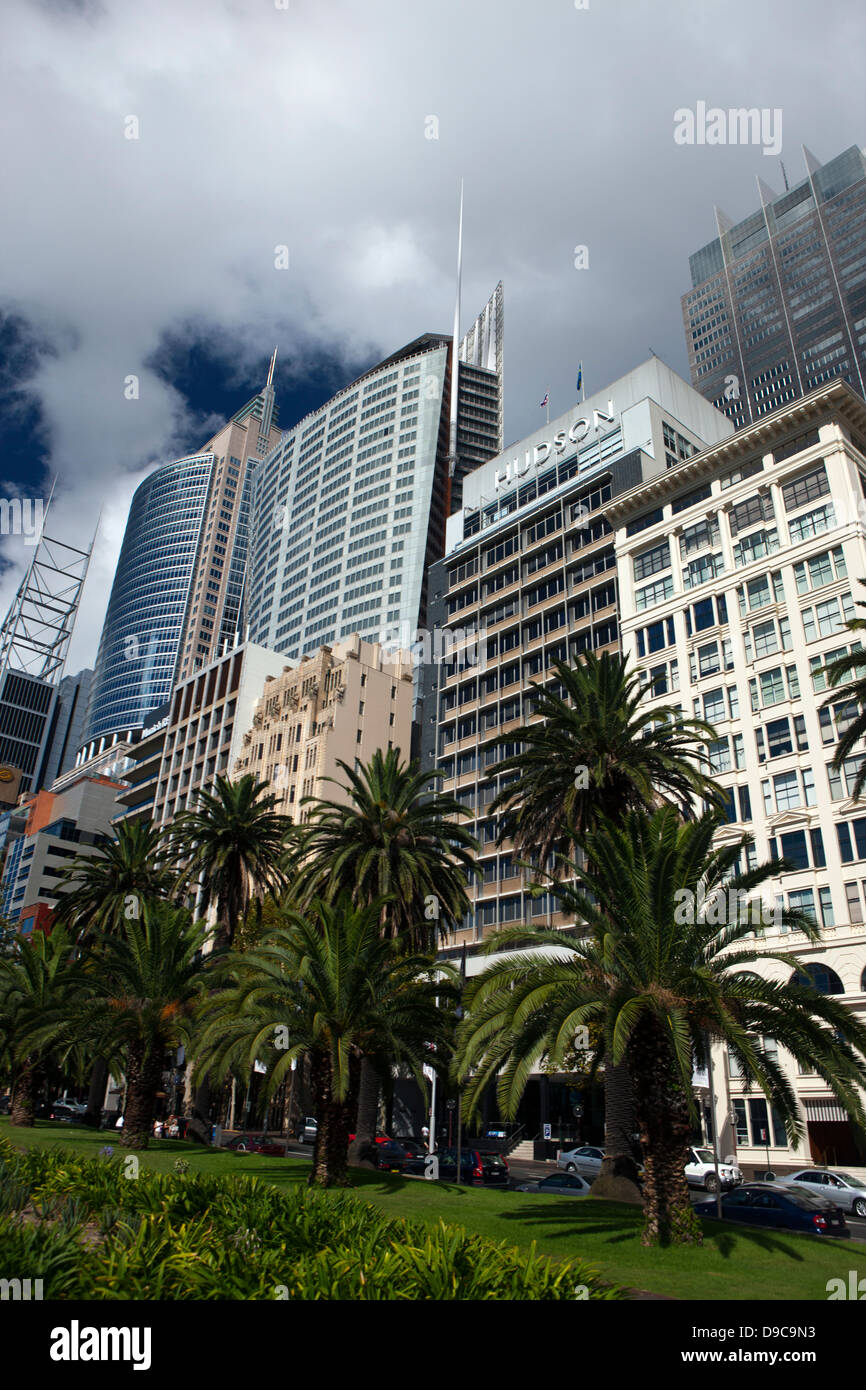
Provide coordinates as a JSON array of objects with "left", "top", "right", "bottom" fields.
[
  {"left": 175, "top": 354, "right": 282, "bottom": 681},
  {"left": 245, "top": 288, "right": 503, "bottom": 663},
  {"left": 79, "top": 454, "right": 214, "bottom": 761},
  {"left": 80, "top": 361, "right": 282, "bottom": 763},
  {"left": 683, "top": 145, "right": 866, "bottom": 428}
]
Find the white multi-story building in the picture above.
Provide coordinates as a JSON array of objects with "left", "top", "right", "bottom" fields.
[{"left": 610, "top": 378, "right": 866, "bottom": 1172}]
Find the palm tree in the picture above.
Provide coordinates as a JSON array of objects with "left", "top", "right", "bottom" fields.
[
  {"left": 195, "top": 895, "right": 455, "bottom": 1186},
  {"left": 822, "top": 578, "right": 866, "bottom": 797},
  {"left": 291, "top": 749, "right": 479, "bottom": 951},
  {"left": 73, "top": 903, "right": 209, "bottom": 1148},
  {"left": 290, "top": 748, "right": 478, "bottom": 1163},
  {"left": 488, "top": 650, "right": 722, "bottom": 1192},
  {"left": 457, "top": 807, "right": 866, "bottom": 1245},
  {"left": 52, "top": 819, "right": 176, "bottom": 941},
  {"left": 50, "top": 818, "right": 177, "bottom": 1127},
  {"left": 0, "top": 926, "right": 85, "bottom": 1126},
  {"left": 169, "top": 775, "right": 293, "bottom": 953}
]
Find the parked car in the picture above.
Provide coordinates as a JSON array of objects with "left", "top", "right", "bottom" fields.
[
  {"left": 224, "top": 1133, "right": 285, "bottom": 1155},
  {"left": 516, "top": 1172, "right": 592, "bottom": 1197},
  {"left": 785, "top": 1169, "right": 866, "bottom": 1217},
  {"left": 694, "top": 1182, "right": 849, "bottom": 1236},
  {"left": 685, "top": 1146, "right": 742, "bottom": 1191},
  {"left": 558, "top": 1145, "right": 606, "bottom": 1178},
  {"left": 436, "top": 1147, "right": 509, "bottom": 1186},
  {"left": 42, "top": 1101, "right": 86, "bottom": 1124},
  {"left": 346, "top": 1135, "right": 406, "bottom": 1172},
  {"left": 296, "top": 1117, "right": 318, "bottom": 1145},
  {"left": 398, "top": 1138, "right": 425, "bottom": 1159}
]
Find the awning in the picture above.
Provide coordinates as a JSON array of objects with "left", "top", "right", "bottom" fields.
[{"left": 804, "top": 1098, "right": 849, "bottom": 1123}]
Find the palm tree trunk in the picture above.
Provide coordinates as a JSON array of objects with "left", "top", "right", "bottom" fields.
[
  {"left": 309, "top": 1053, "right": 352, "bottom": 1187},
  {"left": 120, "top": 1040, "right": 163, "bottom": 1149},
  {"left": 592, "top": 1056, "right": 643, "bottom": 1200},
  {"left": 347, "top": 1056, "right": 379, "bottom": 1167},
  {"left": 83, "top": 1057, "right": 108, "bottom": 1127},
  {"left": 10, "top": 1058, "right": 36, "bottom": 1126},
  {"left": 628, "top": 1019, "right": 702, "bottom": 1246}
]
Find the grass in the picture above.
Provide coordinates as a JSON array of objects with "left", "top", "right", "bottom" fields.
[{"left": 3, "top": 1118, "right": 861, "bottom": 1301}]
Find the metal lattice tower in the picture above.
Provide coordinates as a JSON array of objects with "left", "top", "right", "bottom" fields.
[{"left": 0, "top": 529, "right": 93, "bottom": 688}]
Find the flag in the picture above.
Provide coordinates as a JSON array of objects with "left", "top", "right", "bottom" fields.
[
  {"left": 540, "top": 392, "right": 549, "bottom": 408},
  {"left": 576, "top": 363, "right": 583, "bottom": 393}
]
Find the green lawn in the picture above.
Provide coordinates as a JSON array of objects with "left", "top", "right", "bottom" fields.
[{"left": 3, "top": 1118, "right": 861, "bottom": 1301}]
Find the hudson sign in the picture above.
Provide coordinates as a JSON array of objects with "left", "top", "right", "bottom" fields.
[{"left": 492, "top": 401, "right": 617, "bottom": 492}]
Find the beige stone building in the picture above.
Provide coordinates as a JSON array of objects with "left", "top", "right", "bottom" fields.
[{"left": 233, "top": 635, "right": 414, "bottom": 819}]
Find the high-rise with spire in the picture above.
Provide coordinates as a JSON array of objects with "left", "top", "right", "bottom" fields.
[{"left": 174, "top": 353, "right": 282, "bottom": 681}]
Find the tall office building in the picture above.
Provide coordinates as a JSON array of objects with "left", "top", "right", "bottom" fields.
[
  {"left": 175, "top": 355, "right": 282, "bottom": 682},
  {"left": 245, "top": 288, "right": 503, "bottom": 664},
  {"left": 610, "top": 378, "right": 866, "bottom": 1168},
  {"left": 419, "top": 359, "right": 734, "bottom": 948},
  {"left": 79, "top": 455, "right": 214, "bottom": 762},
  {"left": 683, "top": 145, "right": 866, "bottom": 429}
]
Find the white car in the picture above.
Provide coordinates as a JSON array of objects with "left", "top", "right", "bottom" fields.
[
  {"left": 685, "top": 1146, "right": 742, "bottom": 1191},
  {"left": 785, "top": 1169, "right": 866, "bottom": 1217},
  {"left": 557, "top": 1144, "right": 606, "bottom": 1178},
  {"left": 516, "top": 1172, "right": 593, "bottom": 1197}
]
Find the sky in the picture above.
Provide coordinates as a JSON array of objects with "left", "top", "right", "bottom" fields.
[{"left": 1, "top": 0, "right": 864, "bottom": 672}]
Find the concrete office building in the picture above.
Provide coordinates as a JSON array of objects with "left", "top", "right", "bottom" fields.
[
  {"left": 0, "top": 774, "right": 125, "bottom": 931},
  {"left": 610, "top": 378, "right": 866, "bottom": 1168},
  {"left": 683, "top": 144, "right": 866, "bottom": 429},
  {"left": 152, "top": 642, "right": 288, "bottom": 828},
  {"left": 419, "top": 359, "right": 734, "bottom": 948},
  {"left": 232, "top": 635, "right": 413, "bottom": 820},
  {"left": 244, "top": 288, "right": 503, "bottom": 665}
]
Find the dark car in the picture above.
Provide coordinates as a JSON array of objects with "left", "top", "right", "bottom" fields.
[
  {"left": 436, "top": 1147, "right": 509, "bottom": 1186},
  {"left": 224, "top": 1133, "right": 285, "bottom": 1156},
  {"left": 346, "top": 1135, "right": 407, "bottom": 1172},
  {"left": 695, "top": 1182, "right": 849, "bottom": 1237}
]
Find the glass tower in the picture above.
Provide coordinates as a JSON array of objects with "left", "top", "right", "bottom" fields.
[
  {"left": 81, "top": 455, "right": 213, "bottom": 754},
  {"left": 683, "top": 145, "right": 866, "bottom": 428}
]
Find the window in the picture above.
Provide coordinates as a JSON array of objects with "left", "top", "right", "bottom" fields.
[
  {"left": 636, "top": 575, "right": 673, "bottom": 610},
  {"left": 733, "top": 528, "right": 779, "bottom": 567},
  {"left": 703, "top": 688, "right": 725, "bottom": 724},
  {"left": 836, "top": 816, "right": 866, "bottom": 863},
  {"left": 828, "top": 755, "right": 865, "bottom": 801},
  {"left": 772, "top": 771, "right": 801, "bottom": 810},
  {"left": 636, "top": 617, "right": 676, "bottom": 657},
  {"left": 788, "top": 502, "right": 836, "bottom": 543},
  {"left": 810, "top": 642, "right": 864, "bottom": 692},
  {"left": 683, "top": 552, "right": 725, "bottom": 589},
  {"left": 802, "top": 593, "right": 855, "bottom": 642},
  {"left": 782, "top": 463, "right": 829, "bottom": 511},
  {"left": 679, "top": 517, "right": 719, "bottom": 556},
  {"left": 729, "top": 491, "right": 774, "bottom": 536},
  {"left": 708, "top": 737, "right": 731, "bottom": 773},
  {"left": 845, "top": 881, "right": 864, "bottom": 923},
  {"left": 633, "top": 541, "right": 670, "bottom": 581},
  {"left": 793, "top": 546, "right": 847, "bottom": 594}
]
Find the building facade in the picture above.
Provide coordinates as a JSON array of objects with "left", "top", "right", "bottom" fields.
[
  {"left": 232, "top": 635, "right": 413, "bottom": 820},
  {"left": 610, "top": 379, "right": 866, "bottom": 1169},
  {"left": 245, "top": 292, "right": 503, "bottom": 666},
  {"left": 0, "top": 774, "right": 126, "bottom": 931},
  {"left": 174, "top": 358, "right": 282, "bottom": 683},
  {"left": 80, "top": 454, "right": 214, "bottom": 760},
  {"left": 151, "top": 642, "right": 287, "bottom": 828},
  {"left": 419, "top": 359, "right": 734, "bottom": 948},
  {"left": 683, "top": 144, "right": 866, "bottom": 429}
]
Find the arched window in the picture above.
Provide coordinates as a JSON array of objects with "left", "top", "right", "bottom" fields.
[
  {"left": 790, "top": 962, "right": 845, "bottom": 995},
  {"left": 861, "top": 965, "right": 866, "bottom": 992}
]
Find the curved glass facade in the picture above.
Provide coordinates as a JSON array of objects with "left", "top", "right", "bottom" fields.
[{"left": 83, "top": 455, "right": 214, "bottom": 747}]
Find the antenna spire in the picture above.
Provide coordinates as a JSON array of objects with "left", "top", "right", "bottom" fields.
[
  {"left": 448, "top": 180, "right": 464, "bottom": 478},
  {"left": 266, "top": 346, "right": 278, "bottom": 387}
]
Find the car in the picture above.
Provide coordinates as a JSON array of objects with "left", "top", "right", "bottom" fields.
[
  {"left": 224, "top": 1133, "right": 285, "bottom": 1155},
  {"left": 435, "top": 1147, "right": 509, "bottom": 1186},
  {"left": 516, "top": 1172, "right": 592, "bottom": 1197},
  {"left": 296, "top": 1117, "right": 318, "bottom": 1144},
  {"left": 347, "top": 1135, "right": 407, "bottom": 1172},
  {"left": 785, "top": 1168, "right": 866, "bottom": 1217},
  {"left": 557, "top": 1144, "right": 606, "bottom": 1178},
  {"left": 45, "top": 1101, "right": 86, "bottom": 1124},
  {"left": 685, "top": 1146, "right": 742, "bottom": 1191},
  {"left": 695, "top": 1182, "right": 849, "bottom": 1236},
  {"left": 398, "top": 1138, "right": 425, "bottom": 1159}
]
